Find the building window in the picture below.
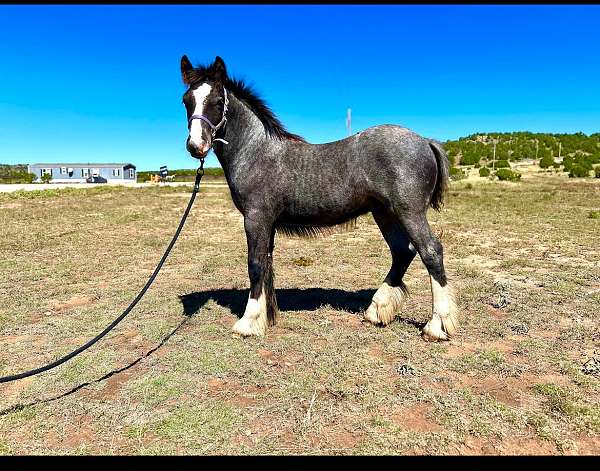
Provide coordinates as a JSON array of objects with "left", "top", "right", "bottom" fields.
[
  {"left": 129, "top": 168, "right": 135, "bottom": 179},
  {"left": 82, "top": 168, "right": 89, "bottom": 177},
  {"left": 112, "top": 168, "right": 120, "bottom": 177},
  {"left": 92, "top": 168, "right": 100, "bottom": 176},
  {"left": 41, "top": 168, "right": 52, "bottom": 176},
  {"left": 60, "top": 167, "right": 67, "bottom": 175}
]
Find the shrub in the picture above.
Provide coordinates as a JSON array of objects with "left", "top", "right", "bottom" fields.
[
  {"left": 449, "top": 166, "right": 466, "bottom": 181},
  {"left": 0, "top": 170, "right": 36, "bottom": 184},
  {"left": 495, "top": 168, "right": 521, "bottom": 182},
  {"left": 460, "top": 153, "right": 481, "bottom": 166},
  {"left": 569, "top": 165, "right": 590, "bottom": 178},
  {"left": 562, "top": 156, "right": 574, "bottom": 172},
  {"left": 40, "top": 173, "right": 53, "bottom": 184},
  {"left": 539, "top": 155, "right": 556, "bottom": 169},
  {"left": 136, "top": 167, "right": 225, "bottom": 182},
  {"left": 494, "top": 160, "right": 511, "bottom": 168},
  {"left": 595, "top": 166, "right": 600, "bottom": 178},
  {"left": 479, "top": 167, "right": 491, "bottom": 177}
]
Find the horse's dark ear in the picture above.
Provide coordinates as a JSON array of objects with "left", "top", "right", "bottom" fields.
[
  {"left": 211, "top": 56, "right": 227, "bottom": 82},
  {"left": 181, "top": 55, "right": 194, "bottom": 85}
]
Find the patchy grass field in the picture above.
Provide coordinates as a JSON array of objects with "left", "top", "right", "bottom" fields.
[{"left": 0, "top": 173, "right": 598, "bottom": 455}]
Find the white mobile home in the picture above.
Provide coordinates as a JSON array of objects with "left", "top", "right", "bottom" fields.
[{"left": 28, "top": 163, "right": 136, "bottom": 183}]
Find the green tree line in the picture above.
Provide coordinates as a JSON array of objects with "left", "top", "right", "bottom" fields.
[{"left": 443, "top": 131, "right": 600, "bottom": 178}]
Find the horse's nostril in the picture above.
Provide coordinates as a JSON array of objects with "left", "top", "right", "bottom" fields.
[{"left": 187, "top": 139, "right": 210, "bottom": 158}]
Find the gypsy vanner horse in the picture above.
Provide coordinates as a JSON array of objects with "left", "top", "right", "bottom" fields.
[{"left": 180, "top": 55, "right": 457, "bottom": 342}]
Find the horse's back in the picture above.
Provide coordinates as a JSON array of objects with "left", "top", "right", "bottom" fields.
[{"left": 323, "top": 124, "right": 440, "bottom": 211}]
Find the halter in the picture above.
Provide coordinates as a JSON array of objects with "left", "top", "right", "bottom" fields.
[{"left": 188, "top": 87, "right": 229, "bottom": 145}]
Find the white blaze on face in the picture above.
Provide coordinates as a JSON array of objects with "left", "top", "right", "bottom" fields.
[{"left": 189, "top": 83, "right": 213, "bottom": 149}]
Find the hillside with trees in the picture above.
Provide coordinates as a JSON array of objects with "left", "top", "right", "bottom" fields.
[{"left": 443, "top": 131, "right": 600, "bottom": 179}]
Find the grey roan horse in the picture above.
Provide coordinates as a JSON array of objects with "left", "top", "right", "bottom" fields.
[{"left": 180, "top": 55, "right": 457, "bottom": 341}]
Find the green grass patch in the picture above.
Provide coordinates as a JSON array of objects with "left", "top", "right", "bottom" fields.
[
  {"left": 0, "top": 439, "right": 11, "bottom": 455},
  {"left": 450, "top": 349, "right": 505, "bottom": 375},
  {"left": 533, "top": 383, "right": 600, "bottom": 433},
  {"left": 154, "top": 401, "right": 243, "bottom": 452},
  {"left": 127, "top": 372, "right": 193, "bottom": 407}
]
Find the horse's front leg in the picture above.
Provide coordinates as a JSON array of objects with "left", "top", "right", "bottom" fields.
[{"left": 232, "top": 212, "right": 278, "bottom": 337}]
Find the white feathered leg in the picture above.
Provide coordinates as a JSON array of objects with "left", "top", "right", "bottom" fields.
[
  {"left": 422, "top": 277, "right": 458, "bottom": 341},
  {"left": 364, "top": 282, "right": 406, "bottom": 326},
  {"left": 232, "top": 290, "right": 268, "bottom": 337}
]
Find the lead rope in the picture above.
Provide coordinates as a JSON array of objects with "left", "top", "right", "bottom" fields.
[{"left": 0, "top": 162, "right": 205, "bottom": 384}]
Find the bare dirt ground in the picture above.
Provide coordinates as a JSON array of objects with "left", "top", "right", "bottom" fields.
[
  {"left": 0, "top": 181, "right": 227, "bottom": 193},
  {"left": 0, "top": 171, "right": 598, "bottom": 455}
]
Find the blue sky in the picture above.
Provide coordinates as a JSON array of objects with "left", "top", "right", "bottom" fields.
[{"left": 1, "top": 5, "right": 599, "bottom": 171}]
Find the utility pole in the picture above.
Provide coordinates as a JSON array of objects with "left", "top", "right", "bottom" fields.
[
  {"left": 492, "top": 139, "right": 497, "bottom": 171},
  {"left": 558, "top": 141, "right": 562, "bottom": 160},
  {"left": 535, "top": 139, "right": 539, "bottom": 160},
  {"left": 346, "top": 108, "right": 352, "bottom": 136}
]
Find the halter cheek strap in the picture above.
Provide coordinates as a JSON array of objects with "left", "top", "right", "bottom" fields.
[{"left": 188, "top": 87, "right": 229, "bottom": 145}]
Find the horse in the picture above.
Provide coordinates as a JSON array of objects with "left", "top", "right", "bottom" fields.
[{"left": 180, "top": 55, "right": 457, "bottom": 342}]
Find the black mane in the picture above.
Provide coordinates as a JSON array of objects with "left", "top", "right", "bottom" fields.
[{"left": 186, "top": 66, "right": 306, "bottom": 143}]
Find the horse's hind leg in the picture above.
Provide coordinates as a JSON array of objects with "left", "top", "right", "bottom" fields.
[
  {"left": 232, "top": 213, "right": 279, "bottom": 337},
  {"left": 398, "top": 211, "right": 457, "bottom": 341},
  {"left": 365, "top": 208, "right": 417, "bottom": 326}
]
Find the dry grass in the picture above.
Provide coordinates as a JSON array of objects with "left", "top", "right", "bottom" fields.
[{"left": 0, "top": 173, "right": 599, "bottom": 455}]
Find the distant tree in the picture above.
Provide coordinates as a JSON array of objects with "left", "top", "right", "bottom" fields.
[
  {"left": 495, "top": 169, "right": 521, "bottom": 182},
  {"left": 569, "top": 165, "right": 590, "bottom": 178},
  {"left": 537, "top": 146, "right": 551, "bottom": 159},
  {"left": 539, "top": 155, "right": 556, "bottom": 169},
  {"left": 562, "top": 156, "right": 574, "bottom": 172},
  {"left": 449, "top": 166, "right": 466, "bottom": 181}
]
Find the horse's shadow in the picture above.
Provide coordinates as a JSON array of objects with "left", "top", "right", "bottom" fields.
[
  {"left": 179, "top": 287, "right": 377, "bottom": 318},
  {"left": 179, "top": 287, "right": 425, "bottom": 328}
]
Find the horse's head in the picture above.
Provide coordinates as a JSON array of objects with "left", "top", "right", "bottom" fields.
[{"left": 180, "top": 55, "right": 229, "bottom": 159}]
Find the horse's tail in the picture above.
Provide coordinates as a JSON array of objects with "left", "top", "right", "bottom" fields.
[{"left": 428, "top": 140, "right": 450, "bottom": 211}]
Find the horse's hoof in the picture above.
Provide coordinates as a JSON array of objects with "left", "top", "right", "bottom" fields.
[
  {"left": 232, "top": 317, "right": 265, "bottom": 337},
  {"left": 422, "top": 323, "right": 448, "bottom": 342},
  {"left": 363, "top": 283, "right": 405, "bottom": 326},
  {"left": 364, "top": 302, "right": 382, "bottom": 325},
  {"left": 421, "top": 312, "right": 457, "bottom": 342}
]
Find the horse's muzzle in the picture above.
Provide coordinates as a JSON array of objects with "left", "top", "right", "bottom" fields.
[{"left": 187, "top": 139, "right": 211, "bottom": 159}]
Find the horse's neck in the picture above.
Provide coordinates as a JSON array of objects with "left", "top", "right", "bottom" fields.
[{"left": 214, "top": 95, "right": 268, "bottom": 178}]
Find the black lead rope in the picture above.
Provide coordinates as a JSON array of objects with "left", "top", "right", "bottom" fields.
[{"left": 0, "top": 163, "right": 205, "bottom": 384}]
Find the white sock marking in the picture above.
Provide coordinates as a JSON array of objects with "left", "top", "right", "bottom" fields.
[
  {"left": 431, "top": 277, "right": 450, "bottom": 317},
  {"left": 232, "top": 291, "right": 268, "bottom": 337}
]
